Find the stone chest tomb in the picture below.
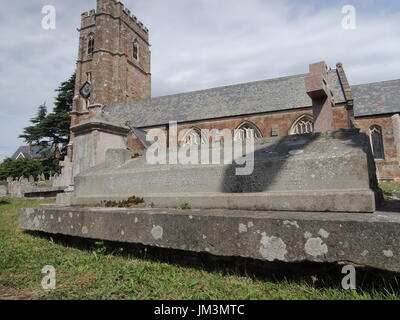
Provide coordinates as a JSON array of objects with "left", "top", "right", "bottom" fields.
[{"left": 19, "top": 0, "right": 400, "bottom": 273}]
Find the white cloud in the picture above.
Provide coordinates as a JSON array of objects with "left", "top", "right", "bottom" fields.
[{"left": 0, "top": 0, "right": 399, "bottom": 158}]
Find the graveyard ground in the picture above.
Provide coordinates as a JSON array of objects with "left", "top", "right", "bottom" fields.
[{"left": 1, "top": 191, "right": 400, "bottom": 300}]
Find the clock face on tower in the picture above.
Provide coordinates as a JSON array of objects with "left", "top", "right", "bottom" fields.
[{"left": 79, "top": 81, "right": 91, "bottom": 99}]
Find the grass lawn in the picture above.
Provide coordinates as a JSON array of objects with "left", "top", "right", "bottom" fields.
[
  {"left": 0, "top": 198, "right": 399, "bottom": 300},
  {"left": 379, "top": 182, "right": 400, "bottom": 199}
]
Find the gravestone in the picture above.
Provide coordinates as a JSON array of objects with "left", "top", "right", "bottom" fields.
[
  {"left": 0, "top": 185, "right": 7, "bottom": 197},
  {"left": 8, "top": 177, "right": 34, "bottom": 198}
]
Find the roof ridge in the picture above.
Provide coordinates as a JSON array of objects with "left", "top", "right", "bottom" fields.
[
  {"left": 104, "top": 72, "right": 316, "bottom": 109},
  {"left": 102, "top": 68, "right": 347, "bottom": 128},
  {"left": 351, "top": 78, "right": 400, "bottom": 88}
]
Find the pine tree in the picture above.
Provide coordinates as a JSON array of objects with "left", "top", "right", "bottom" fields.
[
  {"left": 41, "top": 73, "right": 75, "bottom": 154},
  {"left": 19, "top": 73, "right": 75, "bottom": 157},
  {"left": 19, "top": 103, "right": 48, "bottom": 144}
]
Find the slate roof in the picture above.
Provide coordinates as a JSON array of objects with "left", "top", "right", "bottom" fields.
[
  {"left": 102, "top": 70, "right": 346, "bottom": 128},
  {"left": 102, "top": 69, "right": 400, "bottom": 128},
  {"left": 11, "top": 145, "right": 51, "bottom": 160},
  {"left": 131, "top": 127, "right": 152, "bottom": 148},
  {"left": 351, "top": 79, "right": 400, "bottom": 117}
]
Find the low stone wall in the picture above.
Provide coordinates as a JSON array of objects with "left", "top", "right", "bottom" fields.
[
  {"left": 7, "top": 177, "right": 35, "bottom": 198},
  {"left": 5, "top": 176, "right": 66, "bottom": 199}
]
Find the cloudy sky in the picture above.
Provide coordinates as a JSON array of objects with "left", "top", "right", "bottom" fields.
[{"left": 0, "top": 0, "right": 399, "bottom": 161}]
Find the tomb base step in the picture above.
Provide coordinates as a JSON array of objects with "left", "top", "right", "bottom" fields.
[
  {"left": 20, "top": 206, "right": 400, "bottom": 273},
  {"left": 72, "top": 189, "right": 376, "bottom": 213}
]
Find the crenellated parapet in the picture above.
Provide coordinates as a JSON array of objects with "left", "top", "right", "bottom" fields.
[
  {"left": 94, "top": 0, "right": 149, "bottom": 41},
  {"left": 80, "top": 9, "right": 96, "bottom": 29}
]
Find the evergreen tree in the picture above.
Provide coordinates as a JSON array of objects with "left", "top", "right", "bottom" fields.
[
  {"left": 42, "top": 73, "right": 75, "bottom": 153},
  {"left": 19, "top": 73, "right": 75, "bottom": 157},
  {"left": 0, "top": 158, "right": 44, "bottom": 180},
  {"left": 19, "top": 103, "right": 48, "bottom": 146}
]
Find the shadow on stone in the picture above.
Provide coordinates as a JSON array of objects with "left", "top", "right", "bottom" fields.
[
  {"left": 221, "top": 129, "right": 382, "bottom": 212},
  {"left": 222, "top": 130, "right": 376, "bottom": 192},
  {"left": 27, "top": 231, "right": 400, "bottom": 293},
  {"left": 379, "top": 200, "right": 400, "bottom": 213}
]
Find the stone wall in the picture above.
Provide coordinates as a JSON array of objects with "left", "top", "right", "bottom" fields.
[
  {"left": 356, "top": 114, "right": 400, "bottom": 182},
  {"left": 175, "top": 105, "right": 351, "bottom": 145},
  {"left": 5, "top": 173, "right": 64, "bottom": 198},
  {"left": 134, "top": 104, "right": 351, "bottom": 148}
]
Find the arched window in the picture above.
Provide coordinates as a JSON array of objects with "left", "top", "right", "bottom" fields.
[
  {"left": 234, "top": 121, "right": 263, "bottom": 141},
  {"left": 87, "top": 34, "right": 95, "bottom": 55},
  {"left": 369, "top": 125, "right": 385, "bottom": 159},
  {"left": 133, "top": 40, "right": 139, "bottom": 60},
  {"left": 181, "top": 128, "right": 207, "bottom": 146},
  {"left": 289, "top": 114, "right": 314, "bottom": 135}
]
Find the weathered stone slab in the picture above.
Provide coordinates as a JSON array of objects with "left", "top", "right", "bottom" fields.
[
  {"left": 23, "top": 186, "right": 66, "bottom": 199},
  {"left": 20, "top": 206, "right": 400, "bottom": 273},
  {"left": 56, "top": 191, "right": 74, "bottom": 206}
]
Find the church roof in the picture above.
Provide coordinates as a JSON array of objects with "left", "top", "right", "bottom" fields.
[
  {"left": 102, "top": 70, "right": 400, "bottom": 128},
  {"left": 103, "top": 69, "right": 347, "bottom": 128},
  {"left": 351, "top": 79, "right": 400, "bottom": 117}
]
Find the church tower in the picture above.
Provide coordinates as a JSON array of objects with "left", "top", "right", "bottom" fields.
[{"left": 71, "top": 0, "right": 151, "bottom": 127}]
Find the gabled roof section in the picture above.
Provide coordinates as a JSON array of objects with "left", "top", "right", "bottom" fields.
[
  {"left": 130, "top": 127, "right": 151, "bottom": 148},
  {"left": 102, "top": 69, "right": 346, "bottom": 128},
  {"left": 11, "top": 145, "right": 52, "bottom": 160},
  {"left": 352, "top": 79, "right": 400, "bottom": 117}
]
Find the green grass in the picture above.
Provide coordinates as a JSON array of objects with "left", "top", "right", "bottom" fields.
[
  {"left": 1, "top": 198, "right": 400, "bottom": 300},
  {"left": 379, "top": 182, "right": 400, "bottom": 199},
  {"left": 179, "top": 203, "right": 191, "bottom": 210}
]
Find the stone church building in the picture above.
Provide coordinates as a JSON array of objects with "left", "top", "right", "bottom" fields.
[{"left": 63, "top": 0, "right": 400, "bottom": 186}]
